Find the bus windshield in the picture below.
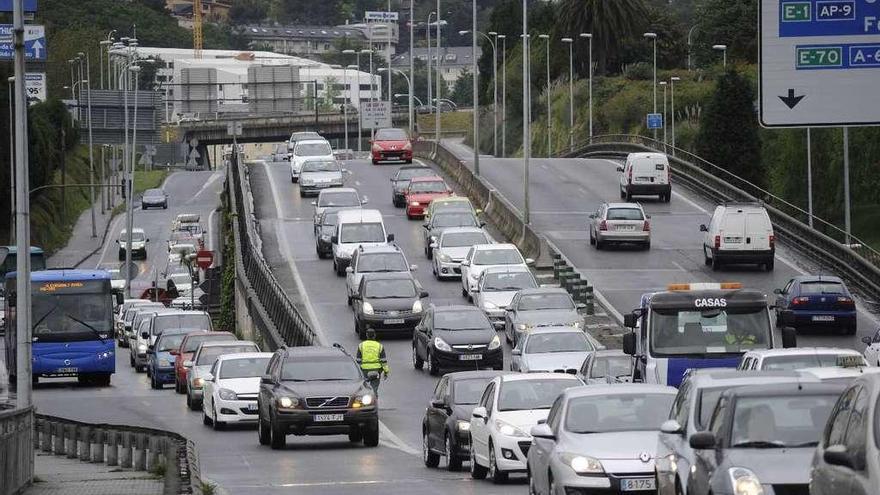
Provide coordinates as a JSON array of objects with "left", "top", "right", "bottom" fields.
[
  {"left": 649, "top": 306, "right": 771, "bottom": 357},
  {"left": 31, "top": 281, "right": 113, "bottom": 342}
]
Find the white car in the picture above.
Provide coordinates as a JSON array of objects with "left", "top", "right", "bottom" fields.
[
  {"left": 473, "top": 266, "right": 538, "bottom": 328},
  {"left": 202, "top": 352, "right": 273, "bottom": 429},
  {"left": 117, "top": 228, "right": 149, "bottom": 260},
  {"left": 460, "top": 244, "right": 533, "bottom": 300},
  {"left": 738, "top": 347, "right": 868, "bottom": 371},
  {"left": 430, "top": 227, "right": 493, "bottom": 280},
  {"left": 862, "top": 327, "right": 880, "bottom": 366},
  {"left": 469, "top": 373, "right": 583, "bottom": 483},
  {"left": 289, "top": 139, "right": 334, "bottom": 183}
]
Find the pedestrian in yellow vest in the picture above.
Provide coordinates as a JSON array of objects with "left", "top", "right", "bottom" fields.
[{"left": 357, "top": 328, "right": 390, "bottom": 395}]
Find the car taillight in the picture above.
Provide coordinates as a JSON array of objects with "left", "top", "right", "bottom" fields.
[
  {"left": 714, "top": 235, "right": 720, "bottom": 249},
  {"left": 643, "top": 221, "right": 650, "bottom": 232},
  {"left": 791, "top": 297, "right": 809, "bottom": 306},
  {"left": 599, "top": 220, "right": 607, "bottom": 231},
  {"left": 769, "top": 234, "right": 775, "bottom": 249},
  {"left": 627, "top": 168, "right": 632, "bottom": 184},
  {"left": 837, "top": 297, "right": 855, "bottom": 308}
]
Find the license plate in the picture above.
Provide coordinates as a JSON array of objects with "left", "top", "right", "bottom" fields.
[
  {"left": 313, "top": 413, "right": 344, "bottom": 422},
  {"left": 724, "top": 237, "right": 742, "bottom": 243},
  {"left": 620, "top": 478, "right": 655, "bottom": 491},
  {"left": 459, "top": 354, "right": 482, "bottom": 361},
  {"left": 616, "top": 225, "right": 636, "bottom": 231},
  {"left": 384, "top": 318, "right": 405, "bottom": 324},
  {"left": 635, "top": 176, "right": 650, "bottom": 182},
  {"left": 812, "top": 315, "right": 835, "bottom": 322},
  {"left": 246, "top": 403, "right": 258, "bottom": 411},
  {"left": 56, "top": 367, "right": 78, "bottom": 373}
]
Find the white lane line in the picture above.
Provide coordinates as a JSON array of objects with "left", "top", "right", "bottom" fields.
[
  {"left": 531, "top": 211, "right": 593, "bottom": 215},
  {"left": 184, "top": 171, "right": 223, "bottom": 205},
  {"left": 208, "top": 207, "right": 218, "bottom": 252},
  {"left": 672, "top": 191, "right": 710, "bottom": 215}
]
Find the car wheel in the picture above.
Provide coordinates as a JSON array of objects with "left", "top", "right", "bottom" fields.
[
  {"left": 187, "top": 392, "right": 199, "bottom": 411},
  {"left": 135, "top": 364, "right": 145, "bottom": 373},
  {"left": 625, "top": 191, "right": 632, "bottom": 201},
  {"left": 270, "top": 414, "right": 286, "bottom": 450},
  {"left": 150, "top": 374, "right": 160, "bottom": 389},
  {"left": 589, "top": 230, "right": 595, "bottom": 246},
  {"left": 118, "top": 249, "right": 125, "bottom": 261},
  {"left": 711, "top": 255, "right": 721, "bottom": 271},
  {"left": 129, "top": 354, "right": 135, "bottom": 367},
  {"left": 620, "top": 187, "right": 626, "bottom": 199},
  {"left": 703, "top": 246, "right": 711, "bottom": 266},
  {"left": 423, "top": 429, "right": 440, "bottom": 467},
  {"left": 765, "top": 259, "right": 775, "bottom": 271},
  {"left": 595, "top": 237, "right": 603, "bottom": 250},
  {"left": 664, "top": 192, "right": 671, "bottom": 203},
  {"left": 335, "top": 261, "right": 345, "bottom": 277},
  {"left": 412, "top": 343, "right": 424, "bottom": 370},
  {"left": 212, "top": 405, "right": 224, "bottom": 430},
  {"left": 202, "top": 409, "right": 212, "bottom": 426},
  {"left": 488, "top": 441, "right": 507, "bottom": 483},
  {"left": 347, "top": 293, "right": 352, "bottom": 306},
  {"left": 643, "top": 241, "right": 651, "bottom": 250},
  {"left": 446, "top": 433, "right": 462, "bottom": 471},
  {"left": 470, "top": 444, "right": 488, "bottom": 480},
  {"left": 426, "top": 247, "right": 433, "bottom": 260},
  {"left": 348, "top": 427, "right": 363, "bottom": 443},
  {"left": 461, "top": 286, "right": 468, "bottom": 298},
  {"left": 299, "top": 189, "right": 306, "bottom": 198},
  {"left": 426, "top": 350, "right": 439, "bottom": 376},
  {"left": 356, "top": 321, "right": 366, "bottom": 340},
  {"left": 362, "top": 424, "right": 379, "bottom": 447},
  {"left": 258, "top": 412, "right": 272, "bottom": 446}
]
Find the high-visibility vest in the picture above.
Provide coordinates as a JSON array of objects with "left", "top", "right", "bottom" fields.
[{"left": 358, "top": 340, "right": 385, "bottom": 370}]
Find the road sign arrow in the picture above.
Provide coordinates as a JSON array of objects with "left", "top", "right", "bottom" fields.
[
  {"left": 30, "top": 39, "right": 42, "bottom": 58},
  {"left": 779, "top": 89, "right": 805, "bottom": 110}
]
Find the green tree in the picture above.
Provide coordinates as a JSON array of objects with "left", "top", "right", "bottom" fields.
[
  {"left": 449, "top": 68, "right": 473, "bottom": 107},
  {"left": 695, "top": 69, "right": 763, "bottom": 187},
  {"left": 691, "top": 0, "right": 758, "bottom": 67},
  {"left": 555, "top": 0, "right": 649, "bottom": 75},
  {"left": 229, "top": 0, "right": 270, "bottom": 25}
]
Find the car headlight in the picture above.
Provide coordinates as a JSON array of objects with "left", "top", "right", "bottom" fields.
[
  {"left": 483, "top": 301, "right": 498, "bottom": 310},
  {"left": 488, "top": 335, "right": 501, "bottom": 350},
  {"left": 729, "top": 467, "right": 764, "bottom": 495},
  {"left": 438, "top": 253, "right": 452, "bottom": 262},
  {"left": 559, "top": 452, "right": 605, "bottom": 474},
  {"left": 137, "top": 343, "right": 147, "bottom": 352},
  {"left": 433, "top": 336, "right": 452, "bottom": 352},
  {"left": 353, "top": 393, "right": 374, "bottom": 408},
  {"left": 218, "top": 388, "right": 237, "bottom": 401},
  {"left": 362, "top": 302, "right": 374, "bottom": 315},
  {"left": 410, "top": 201, "right": 420, "bottom": 206},
  {"left": 96, "top": 351, "right": 114, "bottom": 360},
  {"left": 320, "top": 234, "right": 330, "bottom": 241},
  {"left": 277, "top": 396, "right": 301, "bottom": 409},
  {"left": 372, "top": 144, "right": 382, "bottom": 152},
  {"left": 412, "top": 300, "right": 423, "bottom": 313},
  {"left": 192, "top": 377, "right": 204, "bottom": 389},
  {"left": 494, "top": 419, "right": 528, "bottom": 438},
  {"left": 516, "top": 323, "right": 529, "bottom": 331},
  {"left": 301, "top": 179, "right": 313, "bottom": 186},
  {"left": 456, "top": 420, "right": 470, "bottom": 432},
  {"left": 158, "top": 359, "right": 171, "bottom": 367}
]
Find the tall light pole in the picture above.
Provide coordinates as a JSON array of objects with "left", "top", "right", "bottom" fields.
[
  {"left": 378, "top": 67, "right": 413, "bottom": 133},
  {"left": 712, "top": 44, "right": 727, "bottom": 67},
  {"left": 579, "top": 33, "right": 593, "bottom": 139},
  {"left": 435, "top": 1, "right": 442, "bottom": 144},
  {"left": 342, "top": 49, "right": 357, "bottom": 151},
  {"left": 488, "top": 31, "right": 498, "bottom": 157},
  {"left": 538, "top": 34, "right": 550, "bottom": 157},
  {"left": 670, "top": 76, "right": 680, "bottom": 152},
  {"left": 7, "top": 76, "right": 14, "bottom": 243},
  {"left": 644, "top": 32, "right": 658, "bottom": 140},
  {"left": 386, "top": 0, "right": 392, "bottom": 105},
  {"left": 86, "top": 72, "right": 97, "bottom": 238},
  {"left": 99, "top": 39, "right": 111, "bottom": 89},
  {"left": 522, "top": 4, "right": 531, "bottom": 231},
  {"left": 561, "top": 37, "right": 573, "bottom": 152},
  {"left": 409, "top": 0, "right": 414, "bottom": 130},
  {"left": 687, "top": 25, "right": 698, "bottom": 72},
  {"left": 461, "top": 29, "right": 498, "bottom": 164},
  {"left": 498, "top": 34, "right": 506, "bottom": 157},
  {"left": 427, "top": 12, "right": 435, "bottom": 116},
  {"left": 360, "top": 49, "right": 372, "bottom": 149}
]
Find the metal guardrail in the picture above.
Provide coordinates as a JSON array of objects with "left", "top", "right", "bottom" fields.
[
  {"left": 227, "top": 151, "right": 317, "bottom": 349},
  {"left": 0, "top": 407, "right": 32, "bottom": 495},
  {"left": 561, "top": 134, "right": 880, "bottom": 304}
]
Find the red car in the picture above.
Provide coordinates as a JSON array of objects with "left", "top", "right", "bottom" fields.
[
  {"left": 173, "top": 331, "right": 238, "bottom": 394},
  {"left": 371, "top": 127, "right": 413, "bottom": 164},
  {"left": 404, "top": 176, "right": 452, "bottom": 219}
]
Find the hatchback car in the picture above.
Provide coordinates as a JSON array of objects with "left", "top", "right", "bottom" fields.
[
  {"left": 431, "top": 227, "right": 493, "bottom": 280},
  {"left": 371, "top": 127, "right": 413, "bottom": 164},
  {"left": 345, "top": 245, "right": 416, "bottom": 304},
  {"left": 391, "top": 165, "right": 437, "bottom": 207},
  {"left": 201, "top": 352, "right": 273, "bottom": 429},
  {"left": 412, "top": 305, "right": 502, "bottom": 375},
  {"left": 774, "top": 275, "right": 857, "bottom": 334},
  {"left": 738, "top": 347, "right": 867, "bottom": 371},
  {"left": 352, "top": 272, "right": 428, "bottom": 338},
  {"left": 298, "top": 159, "right": 347, "bottom": 197},
  {"left": 528, "top": 384, "right": 677, "bottom": 494},
  {"left": 405, "top": 176, "right": 452, "bottom": 219},
  {"left": 312, "top": 187, "right": 366, "bottom": 231},
  {"left": 423, "top": 210, "right": 483, "bottom": 259},
  {"left": 147, "top": 328, "right": 192, "bottom": 389},
  {"left": 460, "top": 244, "right": 533, "bottom": 300},
  {"left": 424, "top": 196, "right": 478, "bottom": 221},
  {"left": 314, "top": 208, "right": 356, "bottom": 259},
  {"left": 589, "top": 202, "right": 651, "bottom": 250},
  {"left": 510, "top": 326, "right": 601, "bottom": 373},
  {"left": 289, "top": 139, "right": 334, "bottom": 182},
  {"left": 141, "top": 188, "right": 168, "bottom": 209},
  {"left": 473, "top": 266, "right": 538, "bottom": 327},
  {"left": 185, "top": 340, "right": 260, "bottom": 410},
  {"left": 174, "top": 331, "right": 239, "bottom": 394},
  {"left": 117, "top": 228, "right": 148, "bottom": 260},
  {"left": 863, "top": 327, "right": 880, "bottom": 366},
  {"left": 576, "top": 349, "right": 634, "bottom": 384},
  {"left": 504, "top": 288, "right": 584, "bottom": 346}
]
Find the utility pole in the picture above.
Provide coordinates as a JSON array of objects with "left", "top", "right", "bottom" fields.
[
  {"left": 522, "top": 4, "right": 530, "bottom": 232},
  {"left": 806, "top": 128, "right": 813, "bottom": 228},
  {"left": 85, "top": 53, "right": 97, "bottom": 238},
  {"left": 562, "top": 37, "right": 573, "bottom": 152},
  {"left": 470, "top": 0, "right": 479, "bottom": 174},
  {"left": 7, "top": 77, "right": 14, "bottom": 243},
  {"left": 539, "top": 34, "right": 550, "bottom": 158},
  {"left": 435, "top": 0, "right": 442, "bottom": 143},
  {"left": 499, "top": 35, "right": 506, "bottom": 157}
]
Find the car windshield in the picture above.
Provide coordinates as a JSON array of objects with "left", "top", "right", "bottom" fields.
[
  {"left": 565, "top": 393, "right": 675, "bottom": 433},
  {"left": 518, "top": 293, "right": 574, "bottom": 311},
  {"left": 358, "top": 253, "right": 408, "bottom": 273},
  {"left": 434, "top": 310, "right": 490, "bottom": 331},
  {"left": 153, "top": 314, "right": 211, "bottom": 335},
  {"left": 321, "top": 212, "right": 340, "bottom": 227},
  {"left": 156, "top": 333, "right": 187, "bottom": 352},
  {"left": 319, "top": 191, "right": 360, "bottom": 207},
  {"left": 409, "top": 181, "right": 447, "bottom": 193},
  {"left": 365, "top": 279, "right": 416, "bottom": 298},
  {"left": 650, "top": 306, "right": 771, "bottom": 357},
  {"left": 473, "top": 248, "right": 523, "bottom": 266},
  {"left": 396, "top": 168, "right": 434, "bottom": 181},
  {"left": 606, "top": 208, "right": 644, "bottom": 221},
  {"left": 727, "top": 395, "right": 839, "bottom": 448},
  {"left": 442, "top": 232, "right": 489, "bottom": 248},
  {"left": 497, "top": 379, "right": 577, "bottom": 411},
  {"left": 340, "top": 223, "right": 385, "bottom": 243},
  {"left": 453, "top": 378, "right": 492, "bottom": 405},
  {"left": 295, "top": 142, "right": 332, "bottom": 156},
  {"left": 145, "top": 189, "right": 164, "bottom": 197},
  {"left": 761, "top": 354, "right": 865, "bottom": 370},
  {"left": 525, "top": 332, "right": 592, "bottom": 353},
  {"left": 183, "top": 333, "right": 235, "bottom": 353},
  {"left": 219, "top": 357, "right": 270, "bottom": 379},
  {"left": 482, "top": 272, "right": 537, "bottom": 291},
  {"left": 196, "top": 344, "right": 258, "bottom": 365},
  {"left": 302, "top": 160, "right": 338, "bottom": 173},
  {"left": 121, "top": 231, "right": 145, "bottom": 242},
  {"left": 125, "top": 306, "right": 161, "bottom": 323},
  {"left": 376, "top": 129, "right": 408, "bottom": 140},
  {"left": 32, "top": 291, "right": 112, "bottom": 339},
  {"left": 799, "top": 281, "right": 845, "bottom": 295},
  {"left": 590, "top": 356, "right": 634, "bottom": 379},
  {"left": 281, "top": 358, "right": 363, "bottom": 381},
  {"left": 432, "top": 213, "right": 477, "bottom": 228}
]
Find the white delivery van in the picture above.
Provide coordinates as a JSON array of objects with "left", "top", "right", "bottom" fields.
[
  {"left": 618, "top": 152, "right": 671, "bottom": 202},
  {"left": 700, "top": 202, "right": 775, "bottom": 271},
  {"left": 332, "top": 209, "right": 394, "bottom": 276}
]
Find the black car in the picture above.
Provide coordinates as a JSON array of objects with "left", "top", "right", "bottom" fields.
[
  {"left": 314, "top": 208, "right": 351, "bottom": 259},
  {"left": 390, "top": 165, "right": 436, "bottom": 207},
  {"left": 352, "top": 272, "right": 428, "bottom": 339},
  {"left": 141, "top": 188, "right": 168, "bottom": 209},
  {"left": 257, "top": 345, "right": 379, "bottom": 450},
  {"left": 687, "top": 382, "right": 846, "bottom": 495},
  {"left": 422, "top": 370, "right": 505, "bottom": 471},
  {"left": 412, "top": 305, "right": 503, "bottom": 376}
]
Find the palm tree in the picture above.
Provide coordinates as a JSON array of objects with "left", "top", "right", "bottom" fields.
[{"left": 555, "top": 0, "right": 649, "bottom": 75}]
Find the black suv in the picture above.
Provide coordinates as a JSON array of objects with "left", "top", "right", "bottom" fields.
[
  {"left": 257, "top": 345, "right": 379, "bottom": 449},
  {"left": 352, "top": 272, "right": 428, "bottom": 339}
]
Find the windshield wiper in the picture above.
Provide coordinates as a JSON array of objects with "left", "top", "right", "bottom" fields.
[
  {"left": 785, "top": 441, "right": 819, "bottom": 448},
  {"left": 731, "top": 440, "right": 786, "bottom": 449},
  {"left": 65, "top": 314, "right": 107, "bottom": 344},
  {"left": 32, "top": 300, "right": 61, "bottom": 331},
  {"left": 569, "top": 430, "right": 599, "bottom": 434},
  {"left": 367, "top": 295, "right": 409, "bottom": 299}
]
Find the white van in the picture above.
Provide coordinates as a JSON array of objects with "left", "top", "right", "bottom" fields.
[
  {"left": 332, "top": 209, "right": 394, "bottom": 276},
  {"left": 700, "top": 202, "right": 775, "bottom": 271},
  {"left": 617, "top": 152, "right": 671, "bottom": 202}
]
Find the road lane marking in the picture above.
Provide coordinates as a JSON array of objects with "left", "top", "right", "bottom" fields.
[{"left": 184, "top": 171, "right": 223, "bottom": 205}]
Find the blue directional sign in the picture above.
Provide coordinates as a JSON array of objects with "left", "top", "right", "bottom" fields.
[
  {"left": 0, "top": 24, "right": 46, "bottom": 60},
  {"left": 0, "top": 0, "right": 37, "bottom": 12},
  {"left": 646, "top": 113, "right": 664, "bottom": 129},
  {"left": 779, "top": 0, "right": 880, "bottom": 37}
]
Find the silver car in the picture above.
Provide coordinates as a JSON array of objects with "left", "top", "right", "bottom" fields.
[
  {"left": 589, "top": 202, "right": 651, "bottom": 250},
  {"left": 422, "top": 210, "right": 482, "bottom": 259},
  {"left": 576, "top": 349, "right": 634, "bottom": 384},
  {"left": 504, "top": 287, "right": 585, "bottom": 346},
  {"left": 298, "top": 159, "right": 348, "bottom": 197},
  {"left": 312, "top": 188, "right": 365, "bottom": 231},
  {"left": 430, "top": 227, "right": 493, "bottom": 280},
  {"left": 473, "top": 266, "right": 538, "bottom": 327},
  {"left": 527, "top": 384, "right": 677, "bottom": 495},
  {"left": 141, "top": 188, "right": 168, "bottom": 209},
  {"left": 510, "top": 326, "right": 602, "bottom": 373}
]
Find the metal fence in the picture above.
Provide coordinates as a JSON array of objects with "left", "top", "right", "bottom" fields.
[
  {"left": 561, "top": 135, "right": 880, "bottom": 304},
  {"left": 0, "top": 407, "right": 32, "bottom": 495}
]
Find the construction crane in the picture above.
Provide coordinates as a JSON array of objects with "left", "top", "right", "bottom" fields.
[{"left": 193, "top": 0, "right": 203, "bottom": 59}]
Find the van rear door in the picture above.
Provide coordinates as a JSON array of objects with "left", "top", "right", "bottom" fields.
[
  {"left": 719, "top": 211, "right": 746, "bottom": 251},
  {"left": 745, "top": 211, "right": 771, "bottom": 250},
  {"left": 631, "top": 156, "right": 667, "bottom": 185}
]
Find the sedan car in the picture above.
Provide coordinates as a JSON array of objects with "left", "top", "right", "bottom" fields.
[
  {"left": 469, "top": 373, "right": 583, "bottom": 483},
  {"left": 589, "top": 202, "right": 651, "bottom": 250},
  {"left": 424, "top": 196, "right": 479, "bottom": 222},
  {"left": 774, "top": 275, "right": 857, "bottom": 334},
  {"left": 391, "top": 165, "right": 437, "bottom": 207},
  {"left": 173, "top": 331, "right": 238, "bottom": 394},
  {"left": 431, "top": 227, "right": 493, "bottom": 280},
  {"left": 202, "top": 352, "right": 273, "bottom": 429},
  {"left": 510, "top": 326, "right": 601, "bottom": 373},
  {"left": 141, "top": 188, "right": 168, "bottom": 209},
  {"left": 423, "top": 211, "right": 483, "bottom": 259},
  {"left": 185, "top": 340, "right": 260, "bottom": 410},
  {"left": 289, "top": 139, "right": 333, "bottom": 183},
  {"left": 371, "top": 127, "right": 413, "bottom": 164},
  {"left": 687, "top": 382, "right": 844, "bottom": 495},
  {"left": 576, "top": 349, "right": 634, "bottom": 384},
  {"left": 352, "top": 272, "right": 428, "bottom": 338},
  {"left": 504, "top": 288, "right": 584, "bottom": 346},
  {"left": 461, "top": 244, "right": 533, "bottom": 300},
  {"left": 422, "top": 370, "right": 506, "bottom": 471},
  {"left": 412, "top": 305, "right": 502, "bottom": 375},
  {"left": 527, "top": 384, "right": 677, "bottom": 494},
  {"left": 404, "top": 176, "right": 452, "bottom": 219},
  {"left": 473, "top": 266, "right": 538, "bottom": 327},
  {"left": 147, "top": 328, "right": 191, "bottom": 389},
  {"left": 298, "top": 158, "right": 347, "bottom": 197},
  {"left": 312, "top": 188, "right": 365, "bottom": 231}
]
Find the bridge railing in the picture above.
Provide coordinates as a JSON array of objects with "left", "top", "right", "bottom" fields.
[
  {"left": 561, "top": 134, "right": 880, "bottom": 303},
  {"left": 0, "top": 407, "right": 32, "bottom": 495}
]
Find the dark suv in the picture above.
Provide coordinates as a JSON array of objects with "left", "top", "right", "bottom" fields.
[
  {"left": 257, "top": 345, "right": 379, "bottom": 450},
  {"left": 352, "top": 272, "right": 428, "bottom": 339}
]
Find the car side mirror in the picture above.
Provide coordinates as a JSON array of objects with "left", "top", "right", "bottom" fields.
[
  {"left": 183, "top": 360, "right": 193, "bottom": 368},
  {"left": 146, "top": 346, "right": 154, "bottom": 354},
  {"left": 387, "top": 234, "right": 395, "bottom": 242},
  {"left": 525, "top": 258, "right": 535, "bottom": 266},
  {"left": 530, "top": 423, "right": 555, "bottom": 440},
  {"left": 699, "top": 224, "right": 709, "bottom": 232},
  {"left": 511, "top": 349, "right": 521, "bottom": 356},
  {"left": 479, "top": 222, "right": 486, "bottom": 228},
  {"left": 588, "top": 214, "right": 596, "bottom": 219},
  {"left": 430, "top": 398, "right": 445, "bottom": 409},
  {"left": 141, "top": 331, "right": 150, "bottom": 340},
  {"left": 660, "top": 419, "right": 683, "bottom": 435},
  {"left": 331, "top": 235, "right": 339, "bottom": 244},
  {"left": 689, "top": 431, "right": 716, "bottom": 450},
  {"left": 410, "top": 264, "right": 419, "bottom": 272},
  {"left": 823, "top": 445, "right": 854, "bottom": 468},
  {"left": 861, "top": 336, "right": 872, "bottom": 345},
  {"left": 460, "top": 260, "right": 470, "bottom": 266},
  {"left": 471, "top": 406, "right": 488, "bottom": 420},
  {"left": 420, "top": 291, "right": 429, "bottom": 298},
  {"left": 623, "top": 313, "right": 638, "bottom": 329},
  {"left": 345, "top": 266, "right": 354, "bottom": 274},
  {"left": 576, "top": 303, "right": 586, "bottom": 310},
  {"left": 204, "top": 373, "right": 214, "bottom": 382},
  {"left": 361, "top": 198, "right": 369, "bottom": 205},
  {"left": 616, "top": 166, "right": 624, "bottom": 173},
  {"left": 773, "top": 288, "right": 782, "bottom": 294},
  {"left": 429, "top": 242, "right": 438, "bottom": 249},
  {"left": 622, "top": 332, "right": 636, "bottom": 356},
  {"left": 781, "top": 326, "right": 797, "bottom": 348},
  {"left": 115, "top": 239, "right": 119, "bottom": 243},
  {"left": 260, "top": 375, "right": 274, "bottom": 385}
]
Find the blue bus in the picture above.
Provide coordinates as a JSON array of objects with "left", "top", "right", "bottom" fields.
[
  {"left": 4, "top": 269, "right": 119, "bottom": 386},
  {"left": 0, "top": 246, "right": 46, "bottom": 282}
]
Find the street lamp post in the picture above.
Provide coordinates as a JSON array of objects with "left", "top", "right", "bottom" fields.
[
  {"left": 498, "top": 34, "right": 506, "bottom": 157},
  {"left": 435, "top": 2, "right": 442, "bottom": 144},
  {"left": 427, "top": 12, "right": 435, "bottom": 117},
  {"left": 360, "top": 49, "right": 372, "bottom": 150},
  {"left": 644, "top": 32, "right": 658, "bottom": 140},
  {"left": 99, "top": 39, "right": 111, "bottom": 90},
  {"left": 712, "top": 44, "right": 727, "bottom": 67},
  {"left": 409, "top": 0, "right": 414, "bottom": 129},
  {"left": 538, "top": 34, "right": 550, "bottom": 157},
  {"left": 670, "top": 76, "right": 680, "bottom": 152},
  {"left": 378, "top": 67, "right": 413, "bottom": 133},
  {"left": 561, "top": 37, "right": 573, "bottom": 152},
  {"left": 522, "top": 0, "right": 531, "bottom": 230},
  {"left": 579, "top": 33, "right": 593, "bottom": 139},
  {"left": 85, "top": 72, "right": 97, "bottom": 238},
  {"left": 7, "top": 76, "right": 13, "bottom": 242},
  {"left": 660, "top": 81, "right": 667, "bottom": 145},
  {"left": 342, "top": 49, "right": 357, "bottom": 151},
  {"left": 687, "top": 25, "right": 698, "bottom": 71},
  {"left": 489, "top": 31, "right": 498, "bottom": 157}
]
